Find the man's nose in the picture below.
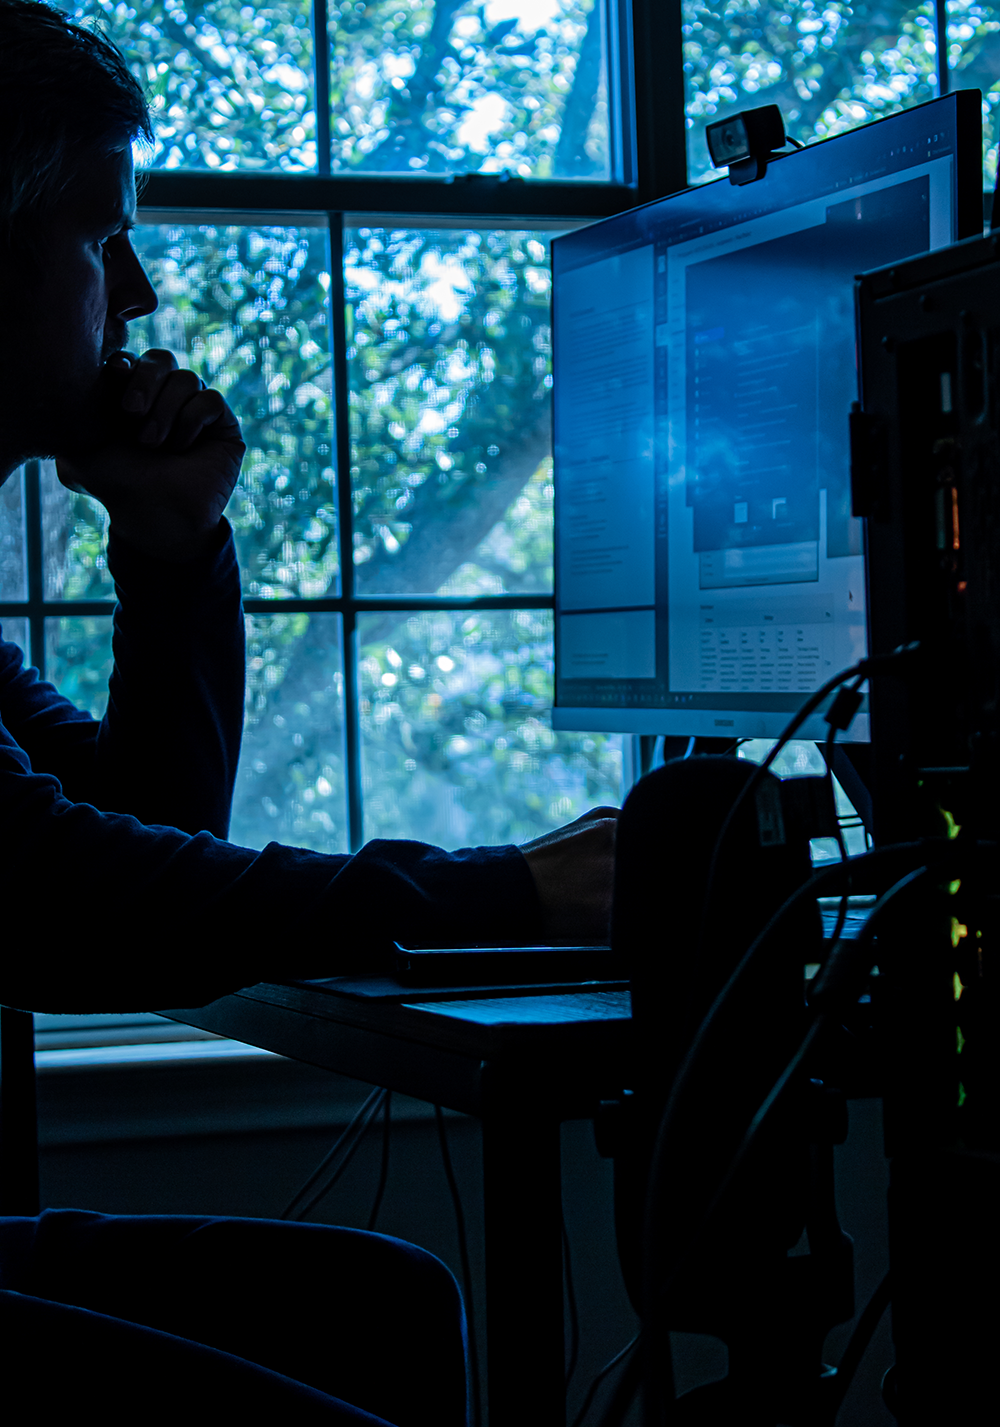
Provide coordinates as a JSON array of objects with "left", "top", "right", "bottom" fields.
[{"left": 114, "top": 242, "right": 158, "bottom": 320}]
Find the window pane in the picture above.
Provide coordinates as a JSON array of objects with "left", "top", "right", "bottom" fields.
[
  {"left": 41, "top": 460, "right": 115, "bottom": 602},
  {"left": 347, "top": 225, "right": 554, "bottom": 596},
  {"left": 683, "top": 0, "right": 938, "bottom": 185},
  {"left": 45, "top": 616, "right": 114, "bottom": 720},
  {"left": 131, "top": 220, "right": 339, "bottom": 600},
  {"left": 946, "top": 2, "right": 1000, "bottom": 187},
  {"left": 231, "top": 612, "right": 348, "bottom": 853},
  {"left": 0, "top": 617, "right": 29, "bottom": 666},
  {"left": 358, "top": 607, "right": 623, "bottom": 847},
  {"left": 329, "top": 0, "right": 610, "bottom": 179},
  {"left": 0, "top": 466, "right": 26, "bottom": 601},
  {"left": 64, "top": 0, "right": 317, "bottom": 172}
]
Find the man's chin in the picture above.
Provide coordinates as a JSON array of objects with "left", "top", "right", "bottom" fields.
[{"left": 51, "top": 366, "right": 127, "bottom": 459}]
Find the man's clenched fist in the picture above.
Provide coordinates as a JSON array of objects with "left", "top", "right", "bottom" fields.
[
  {"left": 56, "top": 348, "right": 244, "bottom": 564},
  {"left": 521, "top": 806, "right": 619, "bottom": 944}
]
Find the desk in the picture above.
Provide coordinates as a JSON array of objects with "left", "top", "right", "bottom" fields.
[{"left": 161, "top": 977, "right": 636, "bottom": 1427}]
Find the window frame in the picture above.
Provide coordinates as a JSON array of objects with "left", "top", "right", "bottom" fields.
[
  {"left": 0, "top": 0, "right": 986, "bottom": 859},
  {"left": 2, "top": 0, "right": 683, "bottom": 856}
]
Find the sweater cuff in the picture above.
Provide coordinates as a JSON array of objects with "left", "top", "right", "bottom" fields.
[{"left": 107, "top": 518, "right": 238, "bottom": 601}]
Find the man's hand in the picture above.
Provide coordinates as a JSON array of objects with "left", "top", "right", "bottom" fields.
[
  {"left": 56, "top": 349, "right": 245, "bottom": 563},
  {"left": 521, "top": 806, "right": 619, "bottom": 944}
]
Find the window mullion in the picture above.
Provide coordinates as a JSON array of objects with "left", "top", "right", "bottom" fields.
[
  {"left": 630, "top": 0, "right": 687, "bottom": 203},
  {"left": 935, "top": 0, "right": 949, "bottom": 95},
  {"left": 329, "top": 212, "right": 364, "bottom": 852},
  {"left": 312, "top": 0, "right": 332, "bottom": 178}
]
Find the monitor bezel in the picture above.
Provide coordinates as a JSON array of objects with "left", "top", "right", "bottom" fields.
[{"left": 551, "top": 90, "right": 984, "bottom": 741}]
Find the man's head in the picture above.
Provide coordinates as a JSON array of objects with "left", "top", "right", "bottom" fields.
[{"left": 0, "top": 1, "right": 158, "bottom": 480}]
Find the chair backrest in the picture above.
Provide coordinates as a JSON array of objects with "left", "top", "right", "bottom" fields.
[{"left": 610, "top": 756, "right": 820, "bottom": 1312}]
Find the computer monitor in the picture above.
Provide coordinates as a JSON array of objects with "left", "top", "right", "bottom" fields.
[{"left": 552, "top": 92, "right": 983, "bottom": 741}]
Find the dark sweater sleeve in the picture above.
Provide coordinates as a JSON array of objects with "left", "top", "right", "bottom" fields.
[
  {"left": 0, "top": 758, "right": 542, "bottom": 1012},
  {"left": 0, "top": 522, "right": 543, "bottom": 1012},
  {"left": 0, "top": 518, "right": 244, "bottom": 839}
]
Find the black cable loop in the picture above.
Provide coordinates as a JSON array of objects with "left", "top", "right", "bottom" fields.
[
  {"left": 279, "top": 1086, "right": 386, "bottom": 1221},
  {"left": 643, "top": 863, "right": 944, "bottom": 1424},
  {"left": 434, "top": 1105, "right": 481, "bottom": 1427},
  {"left": 570, "top": 1334, "right": 640, "bottom": 1427},
  {"left": 830, "top": 1272, "right": 892, "bottom": 1417},
  {"left": 698, "top": 645, "right": 916, "bottom": 953}
]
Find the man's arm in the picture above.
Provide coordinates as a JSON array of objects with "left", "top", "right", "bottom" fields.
[
  {"left": 0, "top": 520, "right": 244, "bottom": 837},
  {"left": 7, "top": 348, "right": 249, "bottom": 835},
  {"left": 57, "top": 349, "right": 244, "bottom": 565},
  {"left": 0, "top": 724, "right": 549, "bottom": 1010}
]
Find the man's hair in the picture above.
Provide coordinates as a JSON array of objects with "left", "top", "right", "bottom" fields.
[{"left": 0, "top": 0, "right": 152, "bottom": 256}]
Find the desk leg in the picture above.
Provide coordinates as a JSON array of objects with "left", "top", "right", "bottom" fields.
[
  {"left": 0, "top": 1007, "right": 39, "bottom": 1216},
  {"left": 482, "top": 1113, "right": 564, "bottom": 1427}
]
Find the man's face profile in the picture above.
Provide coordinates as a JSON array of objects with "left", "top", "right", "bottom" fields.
[{"left": 0, "top": 143, "right": 158, "bottom": 485}]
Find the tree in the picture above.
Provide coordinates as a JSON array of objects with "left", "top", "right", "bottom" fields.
[{"left": 683, "top": 1, "right": 939, "bottom": 182}]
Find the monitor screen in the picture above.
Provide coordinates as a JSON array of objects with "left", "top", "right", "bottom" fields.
[{"left": 552, "top": 92, "right": 982, "bottom": 741}]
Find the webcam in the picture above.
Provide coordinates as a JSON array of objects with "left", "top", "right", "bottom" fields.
[{"left": 706, "top": 104, "right": 790, "bottom": 185}]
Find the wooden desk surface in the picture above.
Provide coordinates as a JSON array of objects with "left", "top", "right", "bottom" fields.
[{"left": 161, "top": 977, "right": 636, "bottom": 1121}]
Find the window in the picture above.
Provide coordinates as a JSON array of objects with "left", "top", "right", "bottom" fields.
[
  {"left": 0, "top": 0, "right": 989, "bottom": 865},
  {"left": 684, "top": 1, "right": 1000, "bottom": 188}
]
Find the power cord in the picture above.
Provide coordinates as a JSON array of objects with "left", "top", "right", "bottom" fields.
[
  {"left": 366, "top": 1090, "right": 392, "bottom": 1231},
  {"left": 643, "top": 864, "right": 944, "bottom": 1423},
  {"left": 700, "top": 646, "right": 917, "bottom": 940},
  {"left": 571, "top": 1333, "right": 640, "bottom": 1427},
  {"left": 280, "top": 1086, "right": 387, "bottom": 1221},
  {"left": 828, "top": 1272, "right": 892, "bottom": 1417},
  {"left": 562, "top": 1207, "right": 581, "bottom": 1387},
  {"left": 434, "top": 1105, "right": 482, "bottom": 1427},
  {"left": 823, "top": 714, "right": 853, "bottom": 946}
]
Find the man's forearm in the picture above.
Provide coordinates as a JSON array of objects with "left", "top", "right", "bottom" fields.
[{"left": 90, "top": 518, "right": 246, "bottom": 837}]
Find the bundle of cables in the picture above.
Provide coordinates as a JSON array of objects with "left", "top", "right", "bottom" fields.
[{"left": 587, "top": 642, "right": 992, "bottom": 1426}]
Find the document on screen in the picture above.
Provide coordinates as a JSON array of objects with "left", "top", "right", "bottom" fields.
[{"left": 555, "top": 245, "right": 656, "bottom": 613}]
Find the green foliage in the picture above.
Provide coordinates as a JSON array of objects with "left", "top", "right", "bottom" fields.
[
  {"left": 131, "top": 220, "right": 339, "bottom": 599},
  {"left": 45, "top": 617, "right": 115, "bottom": 718},
  {"left": 64, "top": 0, "right": 608, "bottom": 179},
  {"left": 0, "top": 469, "right": 26, "bottom": 602},
  {"left": 359, "top": 608, "right": 622, "bottom": 846},
  {"left": 346, "top": 225, "right": 554, "bottom": 595},
  {"left": 40, "top": 461, "right": 114, "bottom": 602},
  {"left": 63, "top": 0, "right": 317, "bottom": 170},
  {"left": 325, "top": 0, "right": 608, "bottom": 178},
  {"left": 684, "top": 1, "right": 939, "bottom": 183},
  {"left": 232, "top": 612, "right": 348, "bottom": 850},
  {"left": 946, "top": 2, "right": 1000, "bottom": 186}
]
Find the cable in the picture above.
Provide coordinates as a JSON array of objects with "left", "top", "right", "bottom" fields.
[
  {"left": 279, "top": 1086, "right": 386, "bottom": 1221},
  {"left": 366, "top": 1090, "right": 392, "bottom": 1231},
  {"left": 667, "top": 841, "right": 939, "bottom": 1147},
  {"left": 643, "top": 865, "right": 944, "bottom": 1423},
  {"left": 562, "top": 1208, "right": 581, "bottom": 1387},
  {"left": 823, "top": 717, "right": 853, "bottom": 946},
  {"left": 569, "top": 1333, "right": 640, "bottom": 1427},
  {"left": 700, "top": 646, "right": 917, "bottom": 939},
  {"left": 808, "top": 867, "right": 931, "bottom": 1015},
  {"left": 644, "top": 1014, "right": 827, "bottom": 1325},
  {"left": 830, "top": 1273, "right": 892, "bottom": 1417},
  {"left": 592, "top": 1333, "right": 645, "bottom": 1427},
  {"left": 435, "top": 1105, "right": 481, "bottom": 1427}
]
